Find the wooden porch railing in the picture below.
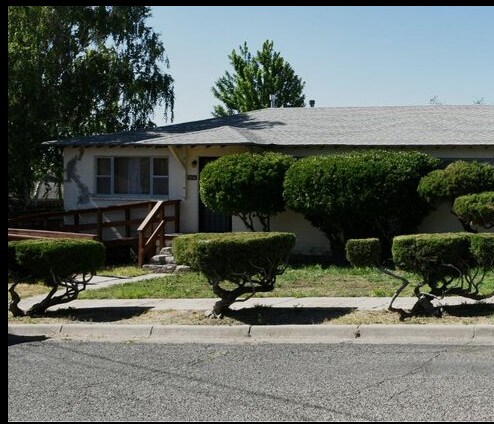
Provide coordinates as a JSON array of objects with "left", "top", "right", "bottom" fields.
[
  {"left": 9, "top": 200, "right": 181, "bottom": 267},
  {"left": 8, "top": 200, "right": 158, "bottom": 239},
  {"left": 8, "top": 228, "right": 98, "bottom": 241},
  {"left": 137, "top": 200, "right": 181, "bottom": 267}
]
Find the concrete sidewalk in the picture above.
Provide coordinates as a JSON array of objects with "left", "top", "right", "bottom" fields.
[{"left": 9, "top": 273, "right": 494, "bottom": 345}]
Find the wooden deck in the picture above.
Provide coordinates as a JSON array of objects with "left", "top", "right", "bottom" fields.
[{"left": 8, "top": 200, "right": 181, "bottom": 266}]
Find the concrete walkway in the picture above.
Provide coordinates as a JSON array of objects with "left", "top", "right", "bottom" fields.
[{"left": 9, "top": 273, "right": 494, "bottom": 345}]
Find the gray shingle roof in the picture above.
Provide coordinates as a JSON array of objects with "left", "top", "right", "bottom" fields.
[{"left": 46, "top": 105, "right": 494, "bottom": 147}]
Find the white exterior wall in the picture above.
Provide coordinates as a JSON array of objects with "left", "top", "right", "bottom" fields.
[
  {"left": 63, "top": 144, "right": 493, "bottom": 255},
  {"left": 63, "top": 145, "right": 249, "bottom": 233},
  {"left": 64, "top": 146, "right": 189, "bottom": 210}
]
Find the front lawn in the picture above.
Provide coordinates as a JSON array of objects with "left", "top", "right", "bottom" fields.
[{"left": 78, "top": 265, "right": 494, "bottom": 300}]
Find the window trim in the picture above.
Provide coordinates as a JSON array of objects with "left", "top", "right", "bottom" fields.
[{"left": 95, "top": 156, "right": 169, "bottom": 197}]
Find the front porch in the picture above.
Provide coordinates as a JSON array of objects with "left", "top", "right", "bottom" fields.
[{"left": 8, "top": 200, "right": 182, "bottom": 267}]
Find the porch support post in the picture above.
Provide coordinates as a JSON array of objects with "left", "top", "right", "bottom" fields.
[{"left": 168, "top": 146, "right": 188, "bottom": 199}]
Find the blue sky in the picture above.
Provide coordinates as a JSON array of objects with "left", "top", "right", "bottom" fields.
[{"left": 149, "top": 6, "right": 494, "bottom": 125}]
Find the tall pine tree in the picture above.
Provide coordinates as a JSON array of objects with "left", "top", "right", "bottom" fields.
[{"left": 212, "top": 40, "right": 305, "bottom": 117}]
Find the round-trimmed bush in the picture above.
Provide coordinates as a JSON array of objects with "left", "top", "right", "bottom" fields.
[
  {"left": 199, "top": 152, "right": 295, "bottom": 231},
  {"left": 173, "top": 232, "right": 295, "bottom": 314},
  {"left": 173, "top": 232, "right": 295, "bottom": 282},
  {"left": 9, "top": 238, "right": 105, "bottom": 285},
  {"left": 345, "top": 238, "right": 382, "bottom": 268},
  {"left": 453, "top": 192, "right": 494, "bottom": 228},
  {"left": 469, "top": 233, "right": 494, "bottom": 270},
  {"left": 418, "top": 161, "right": 494, "bottom": 204},
  {"left": 284, "top": 149, "right": 439, "bottom": 262},
  {"left": 8, "top": 238, "right": 106, "bottom": 317},
  {"left": 392, "top": 233, "right": 472, "bottom": 287}
]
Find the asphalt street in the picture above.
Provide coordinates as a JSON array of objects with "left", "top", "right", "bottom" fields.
[{"left": 8, "top": 338, "right": 494, "bottom": 422}]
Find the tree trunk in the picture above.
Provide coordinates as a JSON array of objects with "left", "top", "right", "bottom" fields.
[{"left": 8, "top": 282, "right": 25, "bottom": 317}]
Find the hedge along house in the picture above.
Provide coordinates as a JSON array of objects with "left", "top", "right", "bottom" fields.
[{"left": 47, "top": 105, "right": 494, "bottom": 256}]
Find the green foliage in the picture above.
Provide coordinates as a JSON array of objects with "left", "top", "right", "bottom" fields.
[
  {"left": 284, "top": 149, "right": 439, "bottom": 263},
  {"left": 418, "top": 161, "right": 494, "bottom": 204},
  {"left": 199, "top": 152, "right": 295, "bottom": 231},
  {"left": 173, "top": 232, "right": 295, "bottom": 314},
  {"left": 453, "top": 192, "right": 494, "bottom": 228},
  {"left": 8, "top": 6, "right": 174, "bottom": 206},
  {"left": 212, "top": 40, "right": 305, "bottom": 116},
  {"left": 9, "top": 239, "right": 105, "bottom": 286},
  {"left": 469, "top": 233, "right": 494, "bottom": 270},
  {"left": 173, "top": 232, "right": 295, "bottom": 280},
  {"left": 392, "top": 233, "right": 472, "bottom": 287},
  {"left": 345, "top": 239, "right": 382, "bottom": 268}
]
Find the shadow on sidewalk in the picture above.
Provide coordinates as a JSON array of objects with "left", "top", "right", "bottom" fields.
[
  {"left": 224, "top": 306, "right": 356, "bottom": 325},
  {"left": 38, "top": 306, "right": 152, "bottom": 323}
]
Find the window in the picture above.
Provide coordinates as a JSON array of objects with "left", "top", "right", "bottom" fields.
[
  {"left": 96, "top": 158, "right": 112, "bottom": 194},
  {"left": 95, "top": 157, "right": 169, "bottom": 196}
]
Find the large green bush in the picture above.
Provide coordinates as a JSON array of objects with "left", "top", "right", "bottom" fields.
[
  {"left": 284, "top": 149, "right": 439, "bottom": 263},
  {"left": 8, "top": 238, "right": 105, "bottom": 316},
  {"left": 173, "top": 232, "right": 295, "bottom": 314},
  {"left": 199, "top": 152, "right": 295, "bottom": 231},
  {"left": 453, "top": 192, "right": 494, "bottom": 229}
]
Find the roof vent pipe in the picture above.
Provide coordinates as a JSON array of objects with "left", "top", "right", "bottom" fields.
[{"left": 309, "top": 99, "right": 315, "bottom": 108}]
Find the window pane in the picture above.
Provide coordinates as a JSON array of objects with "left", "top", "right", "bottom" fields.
[
  {"left": 114, "top": 158, "right": 150, "bottom": 194},
  {"left": 153, "top": 177, "right": 168, "bottom": 195},
  {"left": 97, "top": 177, "right": 111, "bottom": 194},
  {"left": 153, "top": 158, "right": 168, "bottom": 176},
  {"left": 97, "top": 158, "right": 111, "bottom": 176}
]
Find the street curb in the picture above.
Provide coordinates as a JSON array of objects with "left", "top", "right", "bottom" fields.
[
  {"left": 8, "top": 323, "right": 494, "bottom": 345},
  {"left": 249, "top": 324, "right": 358, "bottom": 342},
  {"left": 8, "top": 324, "right": 63, "bottom": 337},
  {"left": 357, "top": 324, "right": 476, "bottom": 344},
  {"left": 61, "top": 324, "right": 153, "bottom": 338}
]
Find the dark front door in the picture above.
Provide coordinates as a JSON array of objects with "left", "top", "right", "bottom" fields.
[{"left": 198, "top": 157, "right": 232, "bottom": 232}]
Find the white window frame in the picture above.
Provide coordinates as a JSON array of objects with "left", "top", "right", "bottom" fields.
[{"left": 95, "top": 156, "right": 169, "bottom": 197}]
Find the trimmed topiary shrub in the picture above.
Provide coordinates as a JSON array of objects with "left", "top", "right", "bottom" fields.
[
  {"left": 8, "top": 238, "right": 105, "bottom": 316},
  {"left": 418, "top": 161, "right": 494, "bottom": 231},
  {"left": 345, "top": 238, "right": 382, "bottom": 268},
  {"left": 173, "top": 232, "right": 296, "bottom": 315},
  {"left": 392, "top": 233, "right": 472, "bottom": 289},
  {"left": 418, "top": 161, "right": 494, "bottom": 204},
  {"left": 284, "top": 149, "right": 439, "bottom": 263},
  {"left": 453, "top": 192, "right": 494, "bottom": 229},
  {"left": 469, "top": 233, "right": 494, "bottom": 270},
  {"left": 346, "top": 233, "right": 493, "bottom": 318},
  {"left": 199, "top": 152, "right": 295, "bottom": 231}
]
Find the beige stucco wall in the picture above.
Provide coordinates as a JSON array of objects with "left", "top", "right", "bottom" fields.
[
  {"left": 231, "top": 210, "right": 330, "bottom": 255},
  {"left": 63, "top": 144, "right": 493, "bottom": 255}
]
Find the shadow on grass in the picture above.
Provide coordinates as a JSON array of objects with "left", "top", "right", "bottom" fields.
[
  {"left": 443, "top": 303, "right": 494, "bottom": 318},
  {"left": 39, "top": 306, "right": 152, "bottom": 323},
  {"left": 224, "top": 306, "right": 356, "bottom": 325},
  {"left": 8, "top": 334, "right": 48, "bottom": 346}
]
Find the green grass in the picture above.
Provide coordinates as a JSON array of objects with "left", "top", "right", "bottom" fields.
[
  {"left": 97, "top": 265, "right": 151, "bottom": 278},
  {"left": 79, "top": 265, "right": 494, "bottom": 300}
]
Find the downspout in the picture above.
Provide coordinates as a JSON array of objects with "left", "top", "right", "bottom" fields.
[{"left": 168, "top": 146, "right": 188, "bottom": 199}]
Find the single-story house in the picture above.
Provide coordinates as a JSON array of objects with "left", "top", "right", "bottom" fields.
[{"left": 47, "top": 105, "right": 494, "bottom": 255}]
